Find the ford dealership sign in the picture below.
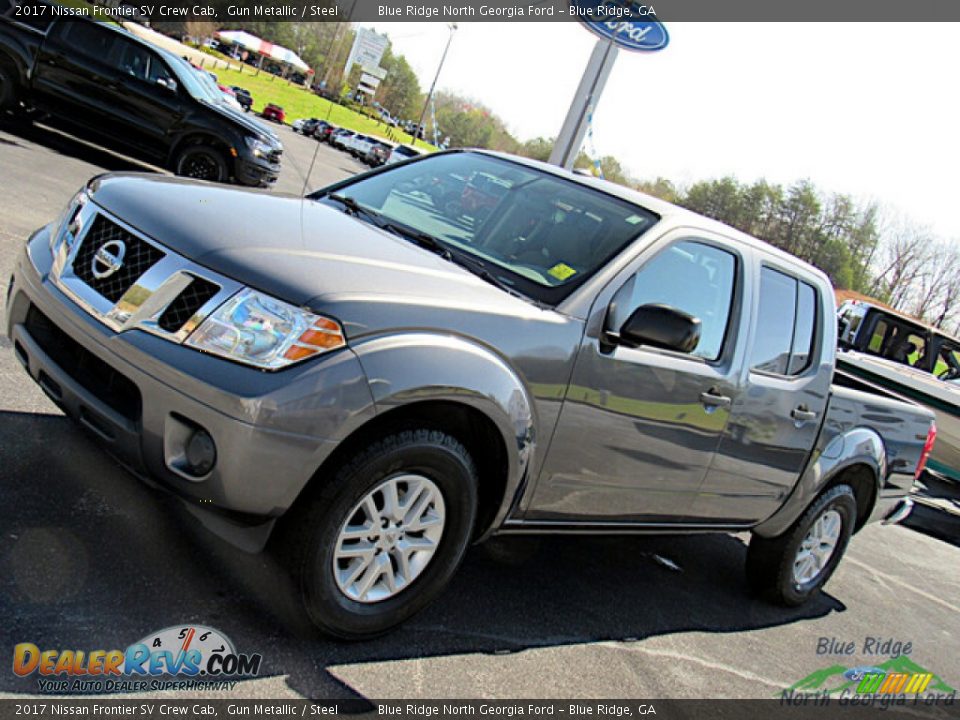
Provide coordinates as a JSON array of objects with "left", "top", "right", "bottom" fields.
[{"left": 573, "top": 1, "right": 670, "bottom": 52}]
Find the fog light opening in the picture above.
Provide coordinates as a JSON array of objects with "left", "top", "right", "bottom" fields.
[{"left": 185, "top": 428, "right": 217, "bottom": 477}]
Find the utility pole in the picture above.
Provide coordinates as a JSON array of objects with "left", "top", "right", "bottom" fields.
[{"left": 414, "top": 23, "right": 457, "bottom": 147}]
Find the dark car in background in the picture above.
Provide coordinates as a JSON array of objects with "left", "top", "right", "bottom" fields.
[
  {"left": 231, "top": 86, "right": 253, "bottom": 112},
  {"left": 0, "top": 5, "right": 282, "bottom": 186},
  {"left": 316, "top": 122, "right": 337, "bottom": 142}
]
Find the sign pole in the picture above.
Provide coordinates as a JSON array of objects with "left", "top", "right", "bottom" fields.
[{"left": 548, "top": 38, "right": 619, "bottom": 170}]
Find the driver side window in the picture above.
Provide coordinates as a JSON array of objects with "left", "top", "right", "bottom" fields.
[{"left": 609, "top": 239, "right": 737, "bottom": 361}]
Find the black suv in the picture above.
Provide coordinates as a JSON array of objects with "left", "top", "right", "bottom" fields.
[{"left": 0, "top": 5, "right": 282, "bottom": 186}]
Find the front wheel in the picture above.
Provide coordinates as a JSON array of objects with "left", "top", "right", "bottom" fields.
[
  {"left": 746, "top": 484, "right": 857, "bottom": 606},
  {"left": 281, "top": 429, "right": 478, "bottom": 639},
  {"left": 174, "top": 144, "right": 228, "bottom": 183}
]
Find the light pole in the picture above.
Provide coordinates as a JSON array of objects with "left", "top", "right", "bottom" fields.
[{"left": 414, "top": 23, "right": 457, "bottom": 147}]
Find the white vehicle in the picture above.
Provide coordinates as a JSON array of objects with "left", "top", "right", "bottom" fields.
[
  {"left": 350, "top": 135, "right": 377, "bottom": 158},
  {"left": 291, "top": 119, "right": 306, "bottom": 133},
  {"left": 386, "top": 144, "right": 426, "bottom": 165},
  {"left": 341, "top": 133, "right": 369, "bottom": 155},
  {"left": 331, "top": 130, "right": 356, "bottom": 150}
]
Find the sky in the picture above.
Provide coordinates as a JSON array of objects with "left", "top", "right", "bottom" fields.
[{"left": 355, "top": 21, "right": 960, "bottom": 239}]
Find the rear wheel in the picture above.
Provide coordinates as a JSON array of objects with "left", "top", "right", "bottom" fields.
[
  {"left": 280, "top": 429, "right": 478, "bottom": 639},
  {"left": 174, "top": 143, "right": 228, "bottom": 183},
  {"left": 746, "top": 484, "right": 857, "bottom": 606}
]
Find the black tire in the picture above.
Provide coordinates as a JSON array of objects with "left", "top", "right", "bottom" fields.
[
  {"left": 280, "top": 429, "right": 478, "bottom": 640},
  {"left": 0, "top": 61, "right": 19, "bottom": 112},
  {"left": 746, "top": 484, "right": 857, "bottom": 606},
  {"left": 173, "top": 143, "right": 228, "bottom": 183}
]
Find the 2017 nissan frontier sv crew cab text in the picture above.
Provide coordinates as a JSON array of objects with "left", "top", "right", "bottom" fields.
[{"left": 5, "top": 149, "right": 935, "bottom": 638}]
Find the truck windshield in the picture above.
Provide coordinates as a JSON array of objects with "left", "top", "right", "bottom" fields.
[
  {"left": 162, "top": 53, "right": 223, "bottom": 105},
  {"left": 314, "top": 152, "right": 659, "bottom": 305}
]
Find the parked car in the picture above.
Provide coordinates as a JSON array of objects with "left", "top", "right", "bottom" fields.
[
  {"left": 838, "top": 300, "right": 960, "bottom": 484},
  {"left": 7, "top": 149, "right": 934, "bottom": 640},
  {"left": 315, "top": 122, "right": 337, "bottom": 142},
  {"left": 0, "top": 8, "right": 282, "bottom": 186},
  {"left": 231, "top": 86, "right": 253, "bottom": 112},
  {"left": 291, "top": 118, "right": 306, "bottom": 133},
  {"left": 331, "top": 129, "right": 356, "bottom": 150},
  {"left": 262, "top": 104, "right": 286, "bottom": 124},
  {"left": 386, "top": 144, "right": 426, "bottom": 165},
  {"left": 365, "top": 140, "right": 395, "bottom": 167},
  {"left": 300, "top": 118, "right": 323, "bottom": 136},
  {"left": 349, "top": 134, "right": 377, "bottom": 159}
]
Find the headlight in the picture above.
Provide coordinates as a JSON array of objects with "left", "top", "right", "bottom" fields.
[
  {"left": 244, "top": 136, "right": 275, "bottom": 159},
  {"left": 185, "top": 289, "right": 346, "bottom": 370},
  {"left": 50, "top": 190, "right": 88, "bottom": 258}
]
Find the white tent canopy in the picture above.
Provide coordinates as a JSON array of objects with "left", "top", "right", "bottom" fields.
[{"left": 215, "top": 30, "right": 311, "bottom": 73}]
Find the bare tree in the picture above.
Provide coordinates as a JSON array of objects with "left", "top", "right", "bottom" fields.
[{"left": 869, "top": 213, "right": 934, "bottom": 309}]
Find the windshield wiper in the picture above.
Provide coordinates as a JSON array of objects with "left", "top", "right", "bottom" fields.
[
  {"left": 323, "top": 197, "right": 530, "bottom": 301},
  {"left": 443, "top": 251, "right": 520, "bottom": 296},
  {"left": 327, "top": 193, "right": 382, "bottom": 223},
  {"left": 380, "top": 222, "right": 453, "bottom": 260}
]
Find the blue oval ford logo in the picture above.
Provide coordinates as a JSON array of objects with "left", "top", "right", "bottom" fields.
[{"left": 573, "top": 1, "right": 669, "bottom": 52}]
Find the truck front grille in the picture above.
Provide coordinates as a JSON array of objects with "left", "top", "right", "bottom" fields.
[
  {"left": 157, "top": 277, "right": 220, "bottom": 333},
  {"left": 72, "top": 215, "right": 164, "bottom": 303}
]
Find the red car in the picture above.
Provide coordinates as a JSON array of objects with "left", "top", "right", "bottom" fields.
[{"left": 262, "top": 104, "right": 286, "bottom": 124}]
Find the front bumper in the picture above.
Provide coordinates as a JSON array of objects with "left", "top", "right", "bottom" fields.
[
  {"left": 6, "top": 225, "right": 376, "bottom": 537},
  {"left": 234, "top": 153, "right": 280, "bottom": 187}
]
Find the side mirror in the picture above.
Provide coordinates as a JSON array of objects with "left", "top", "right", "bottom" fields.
[
  {"left": 618, "top": 304, "right": 701, "bottom": 354},
  {"left": 157, "top": 77, "right": 178, "bottom": 93}
]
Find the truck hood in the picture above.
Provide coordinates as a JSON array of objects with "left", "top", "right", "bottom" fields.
[
  {"left": 205, "top": 100, "right": 280, "bottom": 145},
  {"left": 86, "top": 174, "right": 544, "bottom": 327}
]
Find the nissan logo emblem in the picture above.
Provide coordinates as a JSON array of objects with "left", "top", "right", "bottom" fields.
[{"left": 91, "top": 240, "right": 126, "bottom": 280}]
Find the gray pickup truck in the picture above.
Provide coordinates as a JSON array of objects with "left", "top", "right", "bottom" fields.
[{"left": 6, "top": 149, "right": 935, "bottom": 639}]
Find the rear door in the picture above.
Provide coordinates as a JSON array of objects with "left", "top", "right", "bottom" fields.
[
  {"left": 31, "top": 20, "right": 118, "bottom": 129},
  {"left": 527, "top": 231, "right": 749, "bottom": 523},
  {"left": 694, "top": 261, "right": 831, "bottom": 522},
  {"left": 102, "top": 37, "right": 182, "bottom": 156}
]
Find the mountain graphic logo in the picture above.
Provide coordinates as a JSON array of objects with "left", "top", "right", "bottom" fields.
[{"left": 783, "top": 656, "right": 955, "bottom": 696}]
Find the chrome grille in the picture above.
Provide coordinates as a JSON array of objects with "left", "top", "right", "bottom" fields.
[
  {"left": 50, "top": 202, "right": 243, "bottom": 344},
  {"left": 72, "top": 215, "right": 164, "bottom": 303},
  {"left": 157, "top": 277, "right": 220, "bottom": 333}
]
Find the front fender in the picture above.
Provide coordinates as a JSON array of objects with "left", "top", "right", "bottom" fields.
[
  {"left": 753, "top": 426, "right": 885, "bottom": 538},
  {"left": 351, "top": 332, "right": 536, "bottom": 532}
]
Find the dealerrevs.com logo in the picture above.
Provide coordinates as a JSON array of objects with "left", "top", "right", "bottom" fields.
[{"left": 13, "top": 625, "right": 262, "bottom": 693}]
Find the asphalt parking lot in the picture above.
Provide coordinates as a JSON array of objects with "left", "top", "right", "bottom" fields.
[{"left": 0, "top": 118, "right": 958, "bottom": 701}]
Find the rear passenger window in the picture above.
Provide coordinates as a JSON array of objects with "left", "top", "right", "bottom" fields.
[
  {"left": 751, "top": 267, "right": 819, "bottom": 376},
  {"left": 114, "top": 41, "right": 152, "bottom": 80},
  {"left": 612, "top": 240, "right": 737, "bottom": 361},
  {"left": 789, "top": 282, "right": 817, "bottom": 374},
  {"left": 66, "top": 21, "right": 115, "bottom": 59}
]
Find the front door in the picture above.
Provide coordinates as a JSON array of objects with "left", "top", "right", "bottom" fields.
[{"left": 527, "top": 236, "right": 745, "bottom": 522}]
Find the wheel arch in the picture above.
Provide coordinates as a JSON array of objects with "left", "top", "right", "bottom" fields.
[
  {"left": 292, "top": 399, "right": 513, "bottom": 541},
  {"left": 753, "top": 426, "right": 884, "bottom": 538},
  {"left": 168, "top": 132, "right": 234, "bottom": 170}
]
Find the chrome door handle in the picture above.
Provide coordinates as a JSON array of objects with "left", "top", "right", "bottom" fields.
[
  {"left": 700, "top": 389, "right": 732, "bottom": 409},
  {"left": 791, "top": 406, "right": 818, "bottom": 423}
]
